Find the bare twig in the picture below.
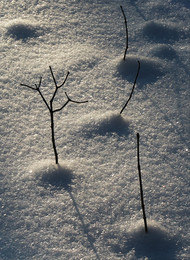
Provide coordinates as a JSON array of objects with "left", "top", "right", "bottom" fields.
[
  {"left": 21, "top": 77, "right": 50, "bottom": 110},
  {"left": 53, "top": 92, "right": 88, "bottom": 113},
  {"left": 120, "top": 60, "right": 140, "bottom": 115},
  {"left": 21, "top": 67, "right": 88, "bottom": 164},
  {"left": 120, "top": 5, "right": 128, "bottom": 60},
  {"left": 50, "top": 66, "right": 70, "bottom": 103},
  {"left": 136, "top": 133, "right": 148, "bottom": 233},
  {"left": 20, "top": 83, "right": 36, "bottom": 91}
]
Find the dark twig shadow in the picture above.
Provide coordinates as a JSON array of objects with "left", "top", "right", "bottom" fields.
[
  {"left": 68, "top": 191, "right": 101, "bottom": 260},
  {"left": 38, "top": 163, "right": 100, "bottom": 258}
]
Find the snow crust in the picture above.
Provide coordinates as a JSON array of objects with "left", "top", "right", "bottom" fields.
[{"left": 0, "top": 0, "right": 189, "bottom": 259}]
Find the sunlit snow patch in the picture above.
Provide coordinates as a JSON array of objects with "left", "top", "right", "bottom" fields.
[
  {"left": 28, "top": 160, "right": 73, "bottom": 190},
  {"left": 78, "top": 111, "right": 130, "bottom": 137},
  {"left": 116, "top": 55, "right": 164, "bottom": 83},
  {"left": 5, "top": 19, "right": 42, "bottom": 41}
]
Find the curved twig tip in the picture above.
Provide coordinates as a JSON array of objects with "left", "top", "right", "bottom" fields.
[{"left": 120, "top": 60, "right": 140, "bottom": 115}]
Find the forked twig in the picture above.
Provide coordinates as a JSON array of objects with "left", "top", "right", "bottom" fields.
[
  {"left": 120, "top": 60, "right": 140, "bottom": 115},
  {"left": 53, "top": 92, "right": 88, "bottom": 113}
]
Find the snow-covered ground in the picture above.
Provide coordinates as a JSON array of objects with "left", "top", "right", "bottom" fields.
[{"left": 0, "top": 0, "right": 189, "bottom": 259}]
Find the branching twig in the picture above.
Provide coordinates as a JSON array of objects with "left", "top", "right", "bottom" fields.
[
  {"left": 53, "top": 92, "right": 88, "bottom": 113},
  {"left": 21, "top": 67, "right": 88, "bottom": 164},
  {"left": 137, "top": 133, "right": 148, "bottom": 233},
  {"left": 49, "top": 66, "right": 70, "bottom": 103},
  {"left": 120, "top": 5, "right": 128, "bottom": 60},
  {"left": 120, "top": 60, "right": 140, "bottom": 115},
  {"left": 21, "top": 77, "right": 50, "bottom": 110}
]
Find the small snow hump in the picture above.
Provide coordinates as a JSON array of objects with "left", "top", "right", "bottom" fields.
[
  {"left": 150, "top": 44, "right": 177, "bottom": 60},
  {"left": 117, "top": 55, "right": 164, "bottom": 83},
  {"left": 106, "top": 220, "right": 180, "bottom": 259},
  {"left": 41, "top": 165, "right": 73, "bottom": 190},
  {"left": 29, "top": 160, "right": 73, "bottom": 190},
  {"left": 79, "top": 111, "right": 130, "bottom": 137},
  {"left": 5, "top": 19, "right": 42, "bottom": 41},
  {"left": 143, "top": 20, "right": 181, "bottom": 43}
]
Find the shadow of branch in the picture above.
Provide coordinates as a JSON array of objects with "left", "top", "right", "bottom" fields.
[{"left": 68, "top": 191, "right": 101, "bottom": 260}]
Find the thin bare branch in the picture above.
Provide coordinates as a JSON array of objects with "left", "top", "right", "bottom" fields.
[
  {"left": 20, "top": 83, "right": 37, "bottom": 91},
  {"left": 57, "top": 71, "right": 70, "bottom": 88},
  {"left": 35, "top": 77, "right": 42, "bottom": 90},
  {"left": 120, "top": 5, "right": 128, "bottom": 60},
  {"left": 49, "top": 67, "right": 70, "bottom": 88},
  {"left": 50, "top": 67, "right": 70, "bottom": 104},
  {"left": 66, "top": 92, "right": 89, "bottom": 104},
  {"left": 21, "top": 77, "right": 50, "bottom": 111},
  {"left": 65, "top": 91, "right": 71, "bottom": 101},
  {"left": 120, "top": 60, "right": 140, "bottom": 115},
  {"left": 49, "top": 66, "right": 57, "bottom": 87},
  {"left": 53, "top": 100, "right": 70, "bottom": 113},
  {"left": 37, "top": 88, "right": 50, "bottom": 111},
  {"left": 137, "top": 133, "right": 148, "bottom": 233},
  {"left": 53, "top": 92, "right": 88, "bottom": 113}
]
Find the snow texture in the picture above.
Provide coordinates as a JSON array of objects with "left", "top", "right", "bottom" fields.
[{"left": 0, "top": 0, "right": 189, "bottom": 259}]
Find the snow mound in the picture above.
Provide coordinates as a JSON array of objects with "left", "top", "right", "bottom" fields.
[
  {"left": 28, "top": 160, "right": 73, "bottom": 190},
  {"left": 143, "top": 20, "right": 182, "bottom": 43},
  {"left": 78, "top": 111, "right": 130, "bottom": 137},
  {"left": 117, "top": 55, "right": 164, "bottom": 83},
  {"left": 107, "top": 220, "right": 179, "bottom": 259},
  {"left": 150, "top": 44, "right": 177, "bottom": 60},
  {"left": 5, "top": 19, "right": 42, "bottom": 41}
]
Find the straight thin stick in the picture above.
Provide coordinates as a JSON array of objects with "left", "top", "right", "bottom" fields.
[
  {"left": 120, "top": 5, "right": 128, "bottom": 60},
  {"left": 137, "top": 133, "right": 148, "bottom": 233}
]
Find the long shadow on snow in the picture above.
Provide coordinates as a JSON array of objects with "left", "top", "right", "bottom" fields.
[
  {"left": 68, "top": 191, "right": 101, "bottom": 260},
  {"left": 40, "top": 166, "right": 100, "bottom": 260}
]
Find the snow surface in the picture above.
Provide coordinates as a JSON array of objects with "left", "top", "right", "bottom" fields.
[{"left": 0, "top": 0, "right": 189, "bottom": 259}]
